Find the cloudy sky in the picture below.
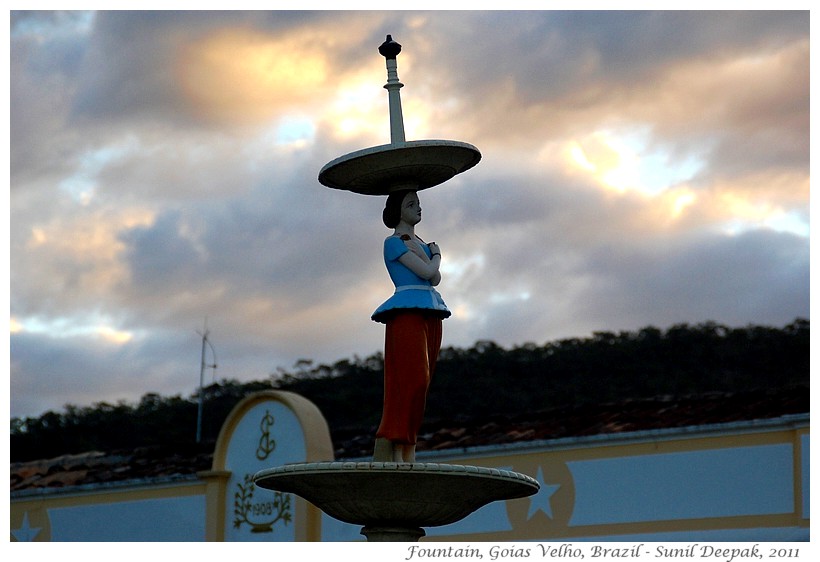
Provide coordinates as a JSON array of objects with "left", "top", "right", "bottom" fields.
[{"left": 9, "top": 9, "right": 810, "bottom": 419}]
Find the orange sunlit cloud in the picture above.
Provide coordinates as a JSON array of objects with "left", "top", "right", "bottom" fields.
[
  {"left": 177, "top": 28, "right": 330, "bottom": 124},
  {"left": 627, "top": 39, "right": 808, "bottom": 140},
  {"left": 24, "top": 210, "right": 155, "bottom": 298},
  {"left": 565, "top": 131, "right": 679, "bottom": 196},
  {"left": 96, "top": 325, "right": 134, "bottom": 344},
  {"left": 325, "top": 74, "right": 386, "bottom": 141},
  {"left": 322, "top": 52, "right": 437, "bottom": 145},
  {"left": 9, "top": 314, "right": 134, "bottom": 344},
  {"left": 560, "top": 135, "right": 702, "bottom": 231},
  {"left": 566, "top": 132, "right": 807, "bottom": 236},
  {"left": 568, "top": 132, "right": 632, "bottom": 193}
]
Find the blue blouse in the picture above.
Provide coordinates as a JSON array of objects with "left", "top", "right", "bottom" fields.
[{"left": 371, "top": 235, "right": 451, "bottom": 323}]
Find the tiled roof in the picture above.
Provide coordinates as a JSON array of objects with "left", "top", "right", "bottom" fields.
[
  {"left": 10, "top": 447, "right": 213, "bottom": 494},
  {"left": 333, "top": 386, "right": 808, "bottom": 458},
  {"left": 10, "top": 387, "right": 808, "bottom": 494}
]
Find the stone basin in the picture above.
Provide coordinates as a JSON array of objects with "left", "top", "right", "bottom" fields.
[{"left": 253, "top": 461, "right": 538, "bottom": 540}]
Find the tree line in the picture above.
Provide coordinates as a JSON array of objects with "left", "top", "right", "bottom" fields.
[{"left": 10, "top": 319, "right": 809, "bottom": 463}]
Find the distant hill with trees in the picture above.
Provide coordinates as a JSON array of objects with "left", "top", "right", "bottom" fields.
[{"left": 10, "top": 319, "right": 809, "bottom": 463}]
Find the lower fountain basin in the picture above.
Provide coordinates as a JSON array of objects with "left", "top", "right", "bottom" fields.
[{"left": 253, "top": 461, "right": 538, "bottom": 529}]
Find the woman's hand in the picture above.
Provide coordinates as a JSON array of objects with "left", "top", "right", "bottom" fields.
[
  {"left": 398, "top": 240, "right": 442, "bottom": 282},
  {"left": 426, "top": 242, "right": 442, "bottom": 286}
]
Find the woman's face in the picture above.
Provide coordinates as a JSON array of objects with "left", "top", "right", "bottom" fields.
[{"left": 400, "top": 191, "right": 422, "bottom": 226}]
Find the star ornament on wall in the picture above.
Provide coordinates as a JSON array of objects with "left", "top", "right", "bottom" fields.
[
  {"left": 527, "top": 466, "right": 561, "bottom": 519},
  {"left": 11, "top": 512, "right": 42, "bottom": 542}
]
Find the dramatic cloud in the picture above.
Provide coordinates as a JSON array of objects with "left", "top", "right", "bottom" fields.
[{"left": 9, "top": 10, "right": 809, "bottom": 419}]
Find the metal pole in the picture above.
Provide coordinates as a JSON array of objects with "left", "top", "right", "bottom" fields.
[{"left": 196, "top": 328, "right": 208, "bottom": 443}]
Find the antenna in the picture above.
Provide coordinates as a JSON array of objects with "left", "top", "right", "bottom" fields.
[{"left": 196, "top": 318, "right": 217, "bottom": 444}]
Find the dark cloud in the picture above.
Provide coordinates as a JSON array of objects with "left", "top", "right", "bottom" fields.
[
  {"left": 10, "top": 328, "right": 205, "bottom": 414},
  {"left": 584, "top": 229, "right": 807, "bottom": 324}
]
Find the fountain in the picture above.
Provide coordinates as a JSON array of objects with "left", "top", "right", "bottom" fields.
[{"left": 253, "top": 35, "right": 539, "bottom": 543}]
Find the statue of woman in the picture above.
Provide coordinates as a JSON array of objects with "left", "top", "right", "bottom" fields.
[{"left": 371, "top": 189, "right": 450, "bottom": 463}]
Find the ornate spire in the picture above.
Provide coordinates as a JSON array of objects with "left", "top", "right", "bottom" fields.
[{"left": 379, "top": 35, "right": 405, "bottom": 145}]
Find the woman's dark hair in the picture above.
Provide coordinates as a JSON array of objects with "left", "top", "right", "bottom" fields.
[{"left": 382, "top": 189, "right": 415, "bottom": 228}]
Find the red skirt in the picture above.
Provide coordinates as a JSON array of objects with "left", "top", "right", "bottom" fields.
[{"left": 376, "top": 312, "right": 443, "bottom": 444}]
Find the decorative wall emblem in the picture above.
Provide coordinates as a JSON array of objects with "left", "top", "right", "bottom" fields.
[
  {"left": 504, "top": 460, "right": 575, "bottom": 537},
  {"left": 256, "top": 409, "right": 276, "bottom": 460},
  {"left": 233, "top": 474, "right": 292, "bottom": 533},
  {"left": 11, "top": 510, "right": 48, "bottom": 542},
  {"left": 222, "top": 398, "right": 307, "bottom": 540}
]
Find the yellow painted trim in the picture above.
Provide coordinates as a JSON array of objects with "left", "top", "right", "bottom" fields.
[
  {"left": 199, "top": 470, "right": 231, "bottom": 541},
  {"left": 794, "top": 427, "right": 809, "bottom": 520},
  {"left": 445, "top": 426, "right": 800, "bottom": 467},
  {"left": 12, "top": 480, "right": 205, "bottom": 509}
]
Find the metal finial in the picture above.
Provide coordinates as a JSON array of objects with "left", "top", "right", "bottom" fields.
[{"left": 378, "top": 34, "right": 402, "bottom": 60}]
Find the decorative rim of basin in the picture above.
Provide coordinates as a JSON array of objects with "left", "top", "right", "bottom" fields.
[
  {"left": 253, "top": 461, "right": 539, "bottom": 528},
  {"left": 318, "top": 140, "right": 481, "bottom": 195}
]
